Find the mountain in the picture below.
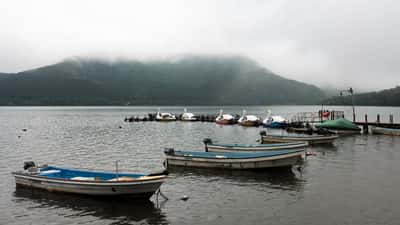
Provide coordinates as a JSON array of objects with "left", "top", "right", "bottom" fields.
[
  {"left": 0, "top": 56, "right": 326, "bottom": 105},
  {"left": 323, "top": 86, "right": 400, "bottom": 106}
]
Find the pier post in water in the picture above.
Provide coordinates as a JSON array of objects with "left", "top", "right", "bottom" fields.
[{"left": 363, "top": 114, "right": 369, "bottom": 134}]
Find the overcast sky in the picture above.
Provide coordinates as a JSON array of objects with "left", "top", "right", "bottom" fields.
[{"left": 1, "top": 0, "right": 399, "bottom": 91}]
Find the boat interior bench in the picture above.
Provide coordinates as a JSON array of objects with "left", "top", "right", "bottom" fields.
[{"left": 37, "top": 166, "right": 145, "bottom": 181}]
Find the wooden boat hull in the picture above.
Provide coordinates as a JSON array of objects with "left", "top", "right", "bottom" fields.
[
  {"left": 216, "top": 119, "right": 235, "bottom": 125},
  {"left": 181, "top": 118, "right": 197, "bottom": 121},
  {"left": 371, "top": 127, "right": 400, "bottom": 136},
  {"left": 156, "top": 118, "right": 176, "bottom": 122},
  {"left": 262, "top": 134, "right": 338, "bottom": 145},
  {"left": 206, "top": 142, "right": 308, "bottom": 153},
  {"left": 13, "top": 173, "right": 166, "bottom": 198},
  {"left": 238, "top": 120, "right": 260, "bottom": 127},
  {"left": 165, "top": 152, "right": 304, "bottom": 170}
]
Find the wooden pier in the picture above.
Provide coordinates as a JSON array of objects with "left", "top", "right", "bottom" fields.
[{"left": 354, "top": 114, "right": 400, "bottom": 133}]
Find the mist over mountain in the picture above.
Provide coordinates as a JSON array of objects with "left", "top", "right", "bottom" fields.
[
  {"left": 323, "top": 86, "right": 400, "bottom": 106},
  {"left": 0, "top": 56, "right": 325, "bottom": 106}
]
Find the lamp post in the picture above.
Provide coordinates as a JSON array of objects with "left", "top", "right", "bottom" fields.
[{"left": 340, "top": 87, "right": 355, "bottom": 122}]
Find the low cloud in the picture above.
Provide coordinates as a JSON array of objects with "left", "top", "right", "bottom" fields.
[{"left": 1, "top": 0, "right": 399, "bottom": 90}]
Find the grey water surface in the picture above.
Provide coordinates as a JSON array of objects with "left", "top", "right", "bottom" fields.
[{"left": 1, "top": 106, "right": 400, "bottom": 225}]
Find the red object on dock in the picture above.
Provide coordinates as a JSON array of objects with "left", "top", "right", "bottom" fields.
[{"left": 322, "top": 111, "right": 330, "bottom": 117}]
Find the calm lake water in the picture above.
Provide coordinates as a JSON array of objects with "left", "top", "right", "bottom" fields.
[{"left": 1, "top": 106, "right": 400, "bottom": 225}]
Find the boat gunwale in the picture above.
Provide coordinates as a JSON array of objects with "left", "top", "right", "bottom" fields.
[
  {"left": 165, "top": 151, "right": 304, "bottom": 162},
  {"left": 207, "top": 142, "right": 308, "bottom": 149},
  {"left": 12, "top": 172, "right": 167, "bottom": 186},
  {"left": 262, "top": 134, "right": 339, "bottom": 140},
  {"left": 372, "top": 127, "right": 400, "bottom": 132}
]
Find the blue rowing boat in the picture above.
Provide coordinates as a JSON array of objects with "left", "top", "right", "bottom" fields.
[
  {"left": 164, "top": 148, "right": 304, "bottom": 169},
  {"left": 13, "top": 162, "right": 167, "bottom": 198}
]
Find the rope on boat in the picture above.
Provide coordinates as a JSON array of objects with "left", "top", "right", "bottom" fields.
[{"left": 156, "top": 188, "right": 168, "bottom": 201}]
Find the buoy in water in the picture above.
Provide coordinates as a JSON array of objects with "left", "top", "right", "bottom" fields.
[{"left": 180, "top": 195, "right": 189, "bottom": 201}]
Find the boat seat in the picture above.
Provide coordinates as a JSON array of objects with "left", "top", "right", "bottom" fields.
[
  {"left": 108, "top": 176, "right": 136, "bottom": 181},
  {"left": 39, "top": 170, "right": 61, "bottom": 175},
  {"left": 71, "top": 176, "right": 96, "bottom": 181}
]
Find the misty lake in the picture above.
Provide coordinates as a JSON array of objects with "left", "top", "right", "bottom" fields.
[{"left": 1, "top": 106, "right": 400, "bottom": 225}]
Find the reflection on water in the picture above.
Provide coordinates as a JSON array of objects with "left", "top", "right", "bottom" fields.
[
  {"left": 13, "top": 186, "right": 167, "bottom": 225},
  {"left": 169, "top": 166, "right": 304, "bottom": 191},
  {"left": 2, "top": 106, "right": 400, "bottom": 225}
]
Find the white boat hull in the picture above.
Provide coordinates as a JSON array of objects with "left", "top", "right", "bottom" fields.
[
  {"left": 166, "top": 152, "right": 304, "bottom": 169},
  {"left": 371, "top": 127, "right": 400, "bottom": 136},
  {"left": 207, "top": 143, "right": 308, "bottom": 153},
  {"left": 13, "top": 173, "right": 166, "bottom": 197},
  {"left": 262, "top": 135, "right": 338, "bottom": 145}
]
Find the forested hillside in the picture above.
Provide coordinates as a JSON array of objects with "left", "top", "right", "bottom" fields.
[{"left": 0, "top": 56, "right": 325, "bottom": 105}]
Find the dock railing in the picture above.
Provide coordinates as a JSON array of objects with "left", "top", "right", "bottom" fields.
[{"left": 290, "top": 110, "right": 345, "bottom": 124}]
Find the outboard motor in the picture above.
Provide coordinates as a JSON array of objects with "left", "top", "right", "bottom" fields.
[
  {"left": 259, "top": 130, "right": 267, "bottom": 144},
  {"left": 203, "top": 138, "right": 212, "bottom": 145},
  {"left": 24, "top": 161, "right": 36, "bottom": 170},
  {"left": 164, "top": 148, "right": 175, "bottom": 155},
  {"left": 203, "top": 138, "right": 212, "bottom": 152}
]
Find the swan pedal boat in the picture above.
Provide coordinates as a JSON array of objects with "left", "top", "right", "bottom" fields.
[
  {"left": 156, "top": 112, "right": 177, "bottom": 121},
  {"left": 12, "top": 164, "right": 167, "bottom": 198},
  {"left": 164, "top": 148, "right": 305, "bottom": 170}
]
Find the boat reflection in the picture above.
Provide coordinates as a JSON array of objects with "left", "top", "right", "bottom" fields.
[
  {"left": 168, "top": 167, "right": 305, "bottom": 191},
  {"left": 13, "top": 186, "right": 168, "bottom": 225}
]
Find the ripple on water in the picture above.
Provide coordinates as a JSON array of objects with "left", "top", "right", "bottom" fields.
[{"left": 1, "top": 106, "right": 400, "bottom": 225}]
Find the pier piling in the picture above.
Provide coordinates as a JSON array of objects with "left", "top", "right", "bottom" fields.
[{"left": 363, "top": 114, "right": 369, "bottom": 134}]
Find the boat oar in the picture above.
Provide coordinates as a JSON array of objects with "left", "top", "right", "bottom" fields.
[{"left": 155, "top": 188, "right": 169, "bottom": 201}]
